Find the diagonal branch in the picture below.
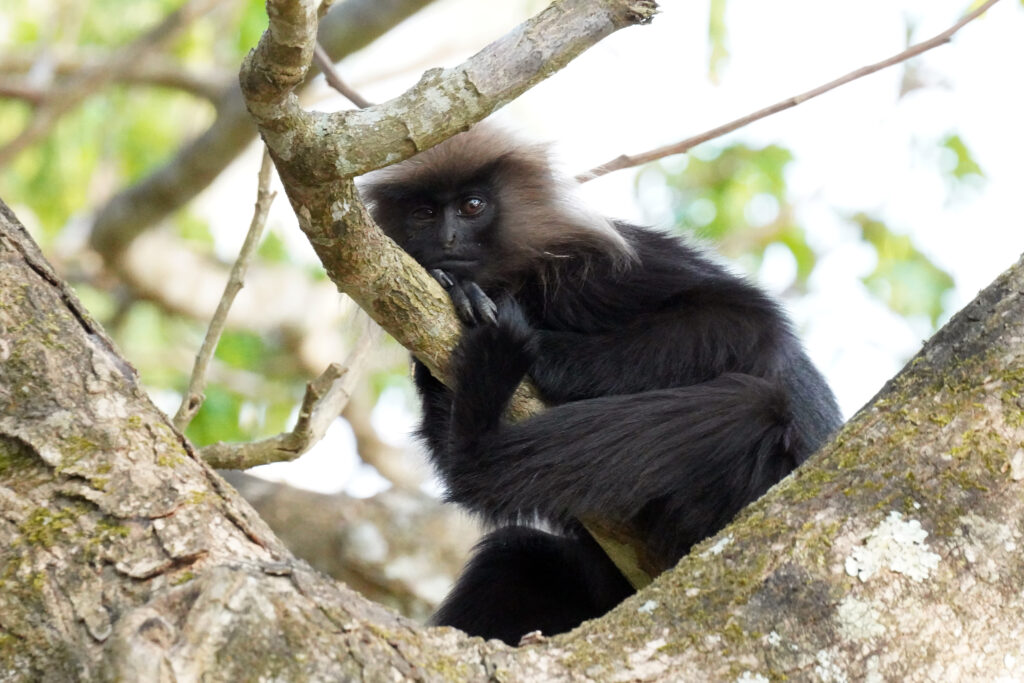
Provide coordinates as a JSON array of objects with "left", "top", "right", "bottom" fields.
[
  {"left": 314, "top": 42, "right": 372, "bottom": 108},
  {"left": 173, "top": 147, "right": 277, "bottom": 431},
  {"left": 578, "top": 0, "right": 1003, "bottom": 181}
]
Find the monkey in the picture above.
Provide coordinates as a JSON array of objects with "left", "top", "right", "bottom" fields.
[{"left": 360, "top": 124, "right": 842, "bottom": 645}]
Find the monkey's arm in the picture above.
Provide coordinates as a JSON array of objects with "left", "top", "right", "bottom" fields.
[
  {"left": 528, "top": 300, "right": 788, "bottom": 403},
  {"left": 411, "top": 359, "right": 455, "bottom": 460}
]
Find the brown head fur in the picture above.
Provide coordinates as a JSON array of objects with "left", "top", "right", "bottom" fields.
[{"left": 360, "top": 124, "right": 635, "bottom": 282}]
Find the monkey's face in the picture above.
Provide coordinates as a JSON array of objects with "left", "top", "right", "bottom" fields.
[{"left": 369, "top": 185, "right": 505, "bottom": 286}]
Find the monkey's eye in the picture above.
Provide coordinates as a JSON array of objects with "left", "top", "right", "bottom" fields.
[
  {"left": 411, "top": 206, "right": 436, "bottom": 221},
  {"left": 458, "top": 196, "right": 487, "bottom": 217}
]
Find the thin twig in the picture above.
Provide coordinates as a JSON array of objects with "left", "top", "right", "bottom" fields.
[
  {"left": 173, "top": 147, "right": 276, "bottom": 431},
  {"left": 200, "top": 319, "right": 379, "bottom": 469},
  {"left": 0, "top": 0, "right": 219, "bottom": 166},
  {"left": 313, "top": 41, "right": 373, "bottom": 108},
  {"left": 577, "top": 0, "right": 1003, "bottom": 182}
]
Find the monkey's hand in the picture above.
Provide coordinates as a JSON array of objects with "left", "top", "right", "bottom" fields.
[
  {"left": 451, "top": 294, "right": 536, "bottom": 412},
  {"left": 429, "top": 269, "right": 497, "bottom": 326}
]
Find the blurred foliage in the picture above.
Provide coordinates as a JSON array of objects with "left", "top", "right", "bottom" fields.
[
  {"left": 0, "top": 0, "right": 986, "bottom": 454},
  {"left": 641, "top": 141, "right": 955, "bottom": 324},
  {"left": 640, "top": 144, "right": 817, "bottom": 290},
  {"left": 707, "top": 0, "right": 729, "bottom": 83},
  {"left": 0, "top": 0, "right": 266, "bottom": 242},
  {"left": 849, "top": 213, "right": 954, "bottom": 327},
  {"left": 0, "top": 0, "right": 330, "bottom": 448},
  {"left": 939, "top": 133, "right": 984, "bottom": 181}
]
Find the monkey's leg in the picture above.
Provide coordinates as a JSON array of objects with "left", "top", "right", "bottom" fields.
[{"left": 430, "top": 526, "right": 632, "bottom": 645}]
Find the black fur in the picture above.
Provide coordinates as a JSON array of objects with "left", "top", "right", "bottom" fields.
[
  {"left": 363, "top": 127, "right": 842, "bottom": 645},
  {"left": 431, "top": 526, "right": 633, "bottom": 645}
]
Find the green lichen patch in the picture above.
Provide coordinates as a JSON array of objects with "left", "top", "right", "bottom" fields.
[
  {"left": 0, "top": 436, "right": 41, "bottom": 479},
  {"left": 19, "top": 507, "right": 78, "bottom": 548}
]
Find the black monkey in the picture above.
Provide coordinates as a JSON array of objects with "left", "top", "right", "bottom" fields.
[{"left": 361, "top": 125, "right": 842, "bottom": 645}]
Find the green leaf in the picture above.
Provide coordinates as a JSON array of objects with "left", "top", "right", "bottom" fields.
[
  {"left": 215, "top": 330, "right": 270, "bottom": 370},
  {"left": 640, "top": 143, "right": 815, "bottom": 287},
  {"left": 940, "top": 134, "right": 984, "bottom": 180},
  {"left": 851, "top": 213, "right": 955, "bottom": 326},
  {"left": 708, "top": 0, "right": 729, "bottom": 83},
  {"left": 257, "top": 231, "right": 290, "bottom": 263}
]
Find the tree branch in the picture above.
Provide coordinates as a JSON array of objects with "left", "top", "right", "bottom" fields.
[
  {"left": 200, "top": 321, "right": 377, "bottom": 469},
  {"left": 173, "top": 147, "right": 277, "bottom": 431},
  {"left": 88, "top": 0, "right": 441, "bottom": 259},
  {"left": 239, "top": 0, "right": 658, "bottom": 387},
  {"left": 313, "top": 42, "right": 373, "bottom": 108},
  {"left": 578, "top": 0, "right": 1003, "bottom": 181}
]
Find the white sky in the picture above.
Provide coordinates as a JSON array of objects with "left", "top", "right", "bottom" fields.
[{"left": 240, "top": 0, "right": 1024, "bottom": 493}]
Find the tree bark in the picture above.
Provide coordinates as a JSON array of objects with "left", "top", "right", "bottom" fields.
[{"left": 3, "top": 193, "right": 1024, "bottom": 679}]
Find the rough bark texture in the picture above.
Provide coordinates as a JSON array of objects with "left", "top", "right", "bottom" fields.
[
  {"left": 3, "top": 196, "right": 1024, "bottom": 680},
  {"left": 0, "top": 201, "right": 428, "bottom": 680}
]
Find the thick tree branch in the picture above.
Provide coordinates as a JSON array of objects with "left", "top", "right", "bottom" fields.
[
  {"left": 578, "top": 0, "right": 1003, "bottom": 181},
  {"left": 243, "top": 0, "right": 659, "bottom": 179},
  {"left": 239, "top": 0, "right": 657, "bottom": 386}
]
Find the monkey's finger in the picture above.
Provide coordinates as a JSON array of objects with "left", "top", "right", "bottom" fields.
[
  {"left": 448, "top": 284, "right": 477, "bottom": 325},
  {"left": 464, "top": 282, "right": 497, "bottom": 326},
  {"left": 429, "top": 269, "right": 454, "bottom": 289}
]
